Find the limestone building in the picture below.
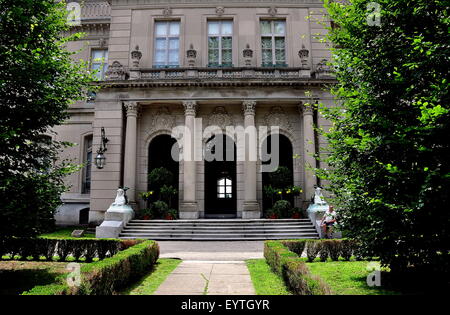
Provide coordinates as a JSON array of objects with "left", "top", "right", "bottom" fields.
[{"left": 54, "top": 0, "right": 335, "bottom": 226}]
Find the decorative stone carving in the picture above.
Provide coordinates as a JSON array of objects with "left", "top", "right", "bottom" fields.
[
  {"left": 131, "top": 45, "right": 142, "bottom": 68},
  {"left": 243, "top": 44, "right": 253, "bottom": 66},
  {"left": 316, "top": 59, "right": 333, "bottom": 77},
  {"left": 163, "top": 6, "right": 172, "bottom": 16},
  {"left": 183, "top": 100, "right": 197, "bottom": 116},
  {"left": 186, "top": 44, "right": 197, "bottom": 67},
  {"left": 299, "top": 101, "right": 314, "bottom": 116},
  {"left": 298, "top": 44, "right": 310, "bottom": 67},
  {"left": 208, "top": 106, "right": 233, "bottom": 130},
  {"left": 268, "top": 6, "right": 278, "bottom": 16},
  {"left": 99, "top": 37, "right": 107, "bottom": 48},
  {"left": 152, "top": 107, "right": 175, "bottom": 131},
  {"left": 242, "top": 100, "right": 257, "bottom": 116},
  {"left": 124, "top": 101, "right": 139, "bottom": 116},
  {"left": 265, "top": 106, "right": 292, "bottom": 131},
  {"left": 105, "top": 61, "right": 127, "bottom": 80},
  {"left": 216, "top": 6, "right": 225, "bottom": 16},
  {"left": 112, "top": 188, "right": 127, "bottom": 206}
]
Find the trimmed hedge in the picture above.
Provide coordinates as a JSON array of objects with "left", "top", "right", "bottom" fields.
[
  {"left": 23, "top": 240, "right": 159, "bottom": 295},
  {"left": 264, "top": 240, "right": 331, "bottom": 295},
  {"left": 0, "top": 238, "right": 124, "bottom": 262}
]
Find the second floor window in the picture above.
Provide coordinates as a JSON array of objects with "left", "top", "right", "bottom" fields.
[
  {"left": 208, "top": 20, "right": 233, "bottom": 67},
  {"left": 260, "top": 20, "right": 286, "bottom": 66},
  {"left": 154, "top": 21, "right": 180, "bottom": 67},
  {"left": 91, "top": 49, "right": 108, "bottom": 80}
]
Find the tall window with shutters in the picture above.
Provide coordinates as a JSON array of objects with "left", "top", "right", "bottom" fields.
[
  {"left": 153, "top": 21, "right": 180, "bottom": 67},
  {"left": 260, "top": 20, "right": 287, "bottom": 66},
  {"left": 208, "top": 20, "right": 233, "bottom": 67}
]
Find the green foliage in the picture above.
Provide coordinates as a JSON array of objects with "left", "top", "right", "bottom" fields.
[
  {"left": 23, "top": 240, "right": 160, "bottom": 295},
  {"left": 320, "top": 0, "right": 450, "bottom": 274},
  {"left": 148, "top": 167, "right": 174, "bottom": 191},
  {"left": 0, "top": 238, "right": 124, "bottom": 262},
  {"left": 0, "top": 0, "right": 95, "bottom": 238},
  {"left": 125, "top": 259, "right": 182, "bottom": 295},
  {"left": 263, "top": 241, "right": 332, "bottom": 295},
  {"left": 268, "top": 166, "right": 292, "bottom": 189},
  {"left": 272, "top": 200, "right": 292, "bottom": 218},
  {"left": 142, "top": 168, "right": 178, "bottom": 219},
  {"left": 246, "top": 259, "right": 292, "bottom": 295}
]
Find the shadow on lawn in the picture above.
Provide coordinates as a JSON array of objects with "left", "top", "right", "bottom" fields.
[{"left": 0, "top": 269, "right": 62, "bottom": 295}]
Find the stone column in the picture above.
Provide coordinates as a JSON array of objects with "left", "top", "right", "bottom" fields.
[
  {"left": 242, "top": 100, "right": 261, "bottom": 219},
  {"left": 300, "top": 101, "right": 317, "bottom": 202},
  {"left": 179, "top": 100, "right": 199, "bottom": 219},
  {"left": 123, "top": 101, "right": 139, "bottom": 204}
]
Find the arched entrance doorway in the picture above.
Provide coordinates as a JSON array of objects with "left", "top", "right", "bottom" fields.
[
  {"left": 148, "top": 134, "right": 179, "bottom": 210},
  {"left": 204, "top": 134, "right": 237, "bottom": 217},
  {"left": 261, "top": 134, "right": 294, "bottom": 213}
]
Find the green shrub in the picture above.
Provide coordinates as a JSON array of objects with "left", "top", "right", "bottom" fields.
[
  {"left": 306, "top": 240, "right": 320, "bottom": 262},
  {"left": 318, "top": 242, "right": 328, "bottom": 262},
  {"left": 340, "top": 239, "right": 356, "bottom": 261},
  {"left": 272, "top": 200, "right": 291, "bottom": 218},
  {"left": 24, "top": 240, "right": 159, "bottom": 295},
  {"left": 264, "top": 240, "right": 331, "bottom": 295},
  {"left": 0, "top": 238, "right": 122, "bottom": 262},
  {"left": 322, "top": 240, "right": 342, "bottom": 261},
  {"left": 281, "top": 240, "right": 307, "bottom": 256},
  {"left": 283, "top": 259, "right": 332, "bottom": 295}
]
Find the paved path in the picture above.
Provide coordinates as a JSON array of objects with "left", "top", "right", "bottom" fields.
[
  {"left": 158, "top": 241, "right": 264, "bottom": 261},
  {"left": 154, "top": 261, "right": 256, "bottom": 295}
]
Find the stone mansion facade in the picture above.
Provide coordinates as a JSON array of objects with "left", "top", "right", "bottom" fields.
[{"left": 54, "top": 0, "right": 335, "bottom": 226}]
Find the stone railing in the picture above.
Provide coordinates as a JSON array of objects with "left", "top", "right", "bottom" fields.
[
  {"left": 133, "top": 67, "right": 316, "bottom": 81},
  {"left": 80, "top": 1, "right": 111, "bottom": 20}
]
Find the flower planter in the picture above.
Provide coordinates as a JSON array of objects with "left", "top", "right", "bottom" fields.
[{"left": 291, "top": 213, "right": 301, "bottom": 219}]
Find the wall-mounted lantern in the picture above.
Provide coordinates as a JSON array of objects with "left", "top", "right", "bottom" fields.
[{"left": 95, "top": 127, "right": 109, "bottom": 169}]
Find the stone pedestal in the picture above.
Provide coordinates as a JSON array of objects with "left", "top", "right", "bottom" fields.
[
  {"left": 96, "top": 204, "right": 134, "bottom": 238},
  {"left": 307, "top": 203, "right": 328, "bottom": 238}
]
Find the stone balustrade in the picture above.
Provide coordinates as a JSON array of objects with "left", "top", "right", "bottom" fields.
[
  {"left": 131, "top": 67, "right": 320, "bottom": 81},
  {"left": 80, "top": 1, "right": 111, "bottom": 20}
]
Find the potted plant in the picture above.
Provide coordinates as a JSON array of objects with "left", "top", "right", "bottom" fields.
[
  {"left": 265, "top": 208, "right": 280, "bottom": 219},
  {"left": 164, "top": 209, "right": 178, "bottom": 220},
  {"left": 138, "top": 208, "right": 153, "bottom": 220},
  {"left": 290, "top": 207, "right": 302, "bottom": 219}
]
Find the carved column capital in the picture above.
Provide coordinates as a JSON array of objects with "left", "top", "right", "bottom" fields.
[
  {"left": 299, "top": 101, "right": 314, "bottom": 116},
  {"left": 124, "top": 101, "right": 140, "bottom": 117},
  {"left": 183, "top": 100, "right": 197, "bottom": 116},
  {"left": 243, "top": 100, "right": 257, "bottom": 116}
]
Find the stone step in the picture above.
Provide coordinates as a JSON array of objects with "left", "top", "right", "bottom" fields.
[
  {"left": 119, "top": 218, "right": 319, "bottom": 240},
  {"left": 128, "top": 219, "right": 310, "bottom": 224},
  {"left": 123, "top": 222, "right": 312, "bottom": 229},
  {"left": 121, "top": 228, "right": 317, "bottom": 234},
  {"left": 119, "top": 234, "right": 319, "bottom": 241},
  {"left": 122, "top": 226, "right": 315, "bottom": 232}
]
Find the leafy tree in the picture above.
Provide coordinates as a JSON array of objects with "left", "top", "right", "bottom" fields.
[
  {"left": 0, "top": 0, "right": 94, "bottom": 238},
  {"left": 319, "top": 0, "right": 449, "bottom": 275}
]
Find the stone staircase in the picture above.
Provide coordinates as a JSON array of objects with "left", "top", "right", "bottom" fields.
[{"left": 119, "top": 219, "right": 319, "bottom": 240}]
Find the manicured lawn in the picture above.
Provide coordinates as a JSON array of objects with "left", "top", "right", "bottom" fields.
[
  {"left": 39, "top": 227, "right": 95, "bottom": 239},
  {"left": 306, "top": 261, "right": 399, "bottom": 295},
  {"left": 123, "top": 258, "right": 182, "bottom": 295},
  {"left": 246, "top": 259, "right": 291, "bottom": 295},
  {"left": 0, "top": 261, "right": 70, "bottom": 295}
]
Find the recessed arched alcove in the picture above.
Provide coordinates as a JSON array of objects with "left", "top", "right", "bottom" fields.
[
  {"left": 261, "top": 133, "right": 294, "bottom": 213},
  {"left": 148, "top": 134, "right": 180, "bottom": 210}
]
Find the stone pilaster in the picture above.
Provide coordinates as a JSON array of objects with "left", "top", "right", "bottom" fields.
[
  {"left": 300, "top": 101, "right": 317, "bottom": 202},
  {"left": 179, "top": 100, "right": 199, "bottom": 219},
  {"left": 242, "top": 100, "right": 261, "bottom": 219},
  {"left": 123, "top": 101, "right": 139, "bottom": 204}
]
